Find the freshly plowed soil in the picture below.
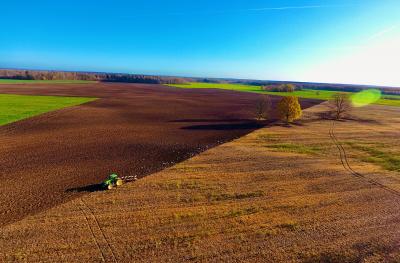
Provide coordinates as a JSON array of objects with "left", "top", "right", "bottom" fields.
[{"left": 0, "top": 83, "right": 320, "bottom": 226}]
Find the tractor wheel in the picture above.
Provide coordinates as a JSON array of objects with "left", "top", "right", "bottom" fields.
[
  {"left": 107, "top": 184, "right": 114, "bottom": 190},
  {"left": 116, "top": 179, "right": 124, "bottom": 186}
]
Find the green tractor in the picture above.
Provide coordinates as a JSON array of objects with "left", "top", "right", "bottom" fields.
[{"left": 102, "top": 173, "right": 124, "bottom": 190}]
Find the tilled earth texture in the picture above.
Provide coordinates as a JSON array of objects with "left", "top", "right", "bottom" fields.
[{"left": 0, "top": 83, "right": 320, "bottom": 226}]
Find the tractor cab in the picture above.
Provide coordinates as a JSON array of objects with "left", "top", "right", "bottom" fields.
[{"left": 102, "top": 173, "right": 124, "bottom": 190}]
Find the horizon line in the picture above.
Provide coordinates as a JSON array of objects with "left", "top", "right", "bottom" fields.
[{"left": 1, "top": 67, "right": 399, "bottom": 89}]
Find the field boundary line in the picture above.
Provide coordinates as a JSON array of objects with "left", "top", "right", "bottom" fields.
[
  {"left": 79, "top": 198, "right": 119, "bottom": 263},
  {"left": 0, "top": 99, "right": 96, "bottom": 136},
  {"left": 329, "top": 120, "right": 400, "bottom": 199}
]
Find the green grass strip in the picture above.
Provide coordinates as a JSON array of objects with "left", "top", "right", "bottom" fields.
[
  {"left": 0, "top": 94, "right": 96, "bottom": 126},
  {"left": 346, "top": 142, "right": 400, "bottom": 172}
]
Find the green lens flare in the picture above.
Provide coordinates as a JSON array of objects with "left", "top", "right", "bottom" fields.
[{"left": 351, "top": 89, "right": 382, "bottom": 107}]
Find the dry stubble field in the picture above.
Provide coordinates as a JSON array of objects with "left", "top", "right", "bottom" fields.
[{"left": 0, "top": 101, "right": 399, "bottom": 262}]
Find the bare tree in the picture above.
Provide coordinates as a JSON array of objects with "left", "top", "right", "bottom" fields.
[
  {"left": 329, "top": 93, "right": 352, "bottom": 120},
  {"left": 255, "top": 95, "right": 272, "bottom": 120}
]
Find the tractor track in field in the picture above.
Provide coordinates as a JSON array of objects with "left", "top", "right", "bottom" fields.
[
  {"left": 78, "top": 198, "right": 118, "bottom": 263},
  {"left": 77, "top": 199, "right": 107, "bottom": 262},
  {"left": 329, "top": 120, "right": 400, "bottom": 199}
]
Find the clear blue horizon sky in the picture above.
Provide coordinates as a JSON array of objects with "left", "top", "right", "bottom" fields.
[{"left": 1, "top": 0, "right": 400, "bottom": 86}]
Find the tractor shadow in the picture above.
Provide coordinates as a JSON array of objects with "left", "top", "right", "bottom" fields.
[{"left": 66, "top": 183, "right": 105, "bottom": 193}]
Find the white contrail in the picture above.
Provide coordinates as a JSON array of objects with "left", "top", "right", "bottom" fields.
[
  {"left": 246, "top": 5, "right": 343, "bottom": 11},
  {"left": 121, "top": 4, "right": 353, "bottom": 19},
  {"left": 163, "top": 4, "right": 352, "bottom": 16},
  {"left": 368, "top": 25, "right": 399, "bottom": 41}
]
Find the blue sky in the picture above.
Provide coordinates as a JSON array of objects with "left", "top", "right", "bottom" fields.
[{"left": 1, "top": 0, "right": 400, "bottom": 86}]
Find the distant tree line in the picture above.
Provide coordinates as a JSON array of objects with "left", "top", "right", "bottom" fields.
[
  {"left": 233, "top": 80, "right": 400, "bottom": 96},
  {"left": 261, "top": 83, "right": 300, "bottom": 92},
  {"left": 294, "top": 84, "right": 400, "bottom": 96},
  {"left": 195, "top": 78, "right": 227, "bottom": 84},
  {"left": 0, "top": 69, "right": 188, "bottom": 84},
  {"left": 1, "top": 69, "right": 399, "bottom": 95},
  {"left": 101, "top": 74, "right": 187, "bottom": 84}
]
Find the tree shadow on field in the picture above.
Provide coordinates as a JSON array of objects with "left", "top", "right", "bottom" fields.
[
  {"left": 181, "top": 121, "right": 267, "bottom": 131},
  {"left": 66, "top": 183, "right": 105, "bottom": 193},
  {"left": 172, "top": 118, "right": 273, "bottom": 131},
  {"left": 274, "top": 121, "right": 304, "bottom": 128},
  {"left": 304, "top": 111, "right": 381, "bottom": 125},
  {"left": 170, "top": 118, "right": 250, "bottom": 123},
  {"left": 346, "top": 116, "right": 381, "bottom": 124}
]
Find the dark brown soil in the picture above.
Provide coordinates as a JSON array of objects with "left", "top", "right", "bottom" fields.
[{"left": 0, "top": 83, "right": 320, "bottom": 226}]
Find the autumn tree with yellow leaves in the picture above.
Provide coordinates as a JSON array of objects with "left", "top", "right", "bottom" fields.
[{"left": 277, "top": 96, "right": 302, "bottom": 123}]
